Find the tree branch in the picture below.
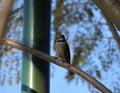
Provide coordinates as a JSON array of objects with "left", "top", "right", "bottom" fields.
[
  {"left": 0, "top": 0, "right": 13, "bottom": 44},
  {"left": 94, "top": 0, "right": 120, "bottom": 48},
  {"left": 106, "top": 19, "right": 120, "bottom": 48},
  {"left": 1, "top": 38, "right": 112, "bottom": 93},
  {"left": 94, "top": 0, "right": 120, "bottom": 30}
]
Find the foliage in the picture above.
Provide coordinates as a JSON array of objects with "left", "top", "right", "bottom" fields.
[
  {"left": 0, "top": 0, "right": 120, "bottom": 92},
  {"left": 52, "top": 0, "right": 120, "bottom": 92},
  {"left": 0, "top": 0, "right": 23, "bottom": 87}
]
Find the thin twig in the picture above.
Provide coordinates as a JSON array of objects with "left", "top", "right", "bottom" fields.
[{"left": 106, "top": 20, "right": 120, "bottom": 48}]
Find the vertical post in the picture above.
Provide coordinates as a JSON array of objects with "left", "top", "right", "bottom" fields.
[{"left": 22, "top": 0, "right": 51, "bottom": 93}]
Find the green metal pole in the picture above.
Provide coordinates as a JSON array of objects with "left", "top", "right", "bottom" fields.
[{"left": 22, "top": 0, "right": 50, "bottom": 93}]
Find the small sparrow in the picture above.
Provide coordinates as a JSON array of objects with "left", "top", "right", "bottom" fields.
[{"left": 54, "top": 33, "right": 74, "bottom": 75}]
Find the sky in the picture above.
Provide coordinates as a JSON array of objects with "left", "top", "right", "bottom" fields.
[
  {"left": 0, "top": 82, "right": 21, "bottom": 93},
  {"left": 0, "top": 1, "right": 91, "bottom": 92},
  {"left": 50, "top": 64, "right": 90, "bottom": 93},
  {"left": 0, "top": 0, "right": 119, "bottom": 93}
]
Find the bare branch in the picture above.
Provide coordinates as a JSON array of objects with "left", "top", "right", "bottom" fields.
[
  {"left": 99, "top": 7, "right": 120, "bottom": 48},
  {"left": 94, "top": 0, "right": 120, "bottom": 48},
  {"left": 94, "top": 0, "right": 120, "bottom": 30},
  {"left": 0, "top": 0, "right": 13, "bottom": 44},
  {"left": 106, "top": 20, "right": 120, "bottom": 48},
  {"left": 1, "top": 38, "right": 112, "bottom": 93}
]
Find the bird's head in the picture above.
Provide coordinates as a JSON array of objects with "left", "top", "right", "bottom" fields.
[{"left": 55, "top": 33, "right": 66, "bottom": 42}]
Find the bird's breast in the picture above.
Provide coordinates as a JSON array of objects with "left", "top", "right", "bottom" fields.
[{"left": 54, "top": 42, "right": 66, "bottom": 56}]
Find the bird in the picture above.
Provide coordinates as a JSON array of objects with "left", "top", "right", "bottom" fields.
[{"left": 54, "top": 33, "right": 74, "bottom": 76}]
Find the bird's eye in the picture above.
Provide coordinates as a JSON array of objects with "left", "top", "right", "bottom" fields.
[
  {"left": 61, "top": 35, "right": 65, "bottom": 38},
  {"left": 57, "top": 40, "right": 65, "bottom": 42}
]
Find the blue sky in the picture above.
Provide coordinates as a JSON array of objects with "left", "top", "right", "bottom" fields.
[
  {"left": 0, "top": 0, "right": 120, "bottom": 93},
  {"left": 0, "top": 82, "right": 21, "bottom": 93}
]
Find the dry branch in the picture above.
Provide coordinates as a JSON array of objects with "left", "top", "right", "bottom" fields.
[{"left": 0, "top": 0, "right": 13, "bottom": 44}]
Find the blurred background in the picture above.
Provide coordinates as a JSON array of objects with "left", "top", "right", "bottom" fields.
[{"left": 0, "top": 0, "right": 120, "bottom": 93}]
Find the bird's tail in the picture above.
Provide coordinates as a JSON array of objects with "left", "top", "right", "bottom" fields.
[{"left": 66, "top": 71, "right": 74, "bottom": 81}]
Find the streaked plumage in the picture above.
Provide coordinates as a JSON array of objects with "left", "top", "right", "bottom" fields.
[
  {"left": 54, "top": 34, "right": 70, "bottom": 63},
  {"left": 54, "top": 34, "right": 74, "bottom": 76}
]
